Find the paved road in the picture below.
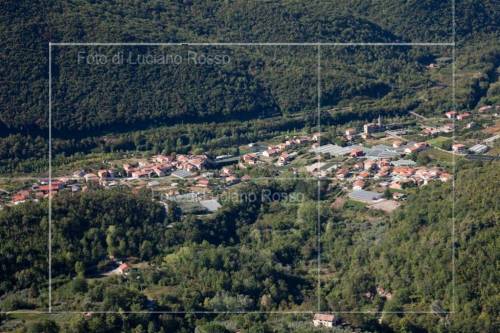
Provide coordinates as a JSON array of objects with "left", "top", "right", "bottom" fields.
[
  {"left": 410, "top": 111, "right": 429, "bottom": 120},
  {"left": 431, "top": 146, "right": 465, "bottom": 156},
  {"left": 385, "top": 131, "right": 406, "bottom": 141}
]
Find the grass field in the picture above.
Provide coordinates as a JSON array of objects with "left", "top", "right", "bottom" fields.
[
  {"left": 427, "top": 136, "right": 452, "bottom": 147},
  {"left": 420, "top": 147, "right": 463, "bottom": 167}
]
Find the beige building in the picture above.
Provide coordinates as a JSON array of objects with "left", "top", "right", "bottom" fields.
[{"left": 313, "top": 313, "right": 337, "bottom": 328}]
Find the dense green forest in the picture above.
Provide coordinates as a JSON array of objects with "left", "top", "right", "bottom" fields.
[
  {"left": 0, "top": 0, "right": 500, "bottom": 173},
  {"left": 321, "top": 161, "right": 499, "bottom": 332},
  {"left": 0, "top": 189, "right": 166, "bottom": 296},
  {"left": 1, "top": 1, "right": 499, "bottom": 164},
  {"left": 1, "top": 1, "right": 499, "bottom": 332},
  {"left": 0, "top": 162, "right": 498, "bottom": 332},
  {"left": 2, "top": 40, "right": 499, "bottom": 174}
]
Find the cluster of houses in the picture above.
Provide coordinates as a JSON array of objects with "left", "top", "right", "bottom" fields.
[
  {"left": 240, "top": 134, "right": 318, "bottom": 168},
  {"left": 442, "top": 108, "right": 499, "bottom": 155},
  {"left": 5, "top": 105, "right": 497, "bottom": 212},
  {"left": 307, "top": 138, "right": 451, "bottom": 211},
  {"left": 310, "top": 140, "right": 430, "bottom": 173},
  {"left": 5, "top": 132, "right": 323, "bottom": 208},
  {"left": 76, "top": 154, "right": 211, "bottom": 184},
  {"left": 71, "top": 154, "right": 210, "bottom": 184},
  {"left": 10, "top": 179, "right": 70, "bottom": 205},
  {"left": 422, "top": 123, "right": 454, "bottom": 136},
  {"left": 65, "top": 154, "right": 210, "bottom": 186},
  {"left": 5, "top": 154, "right": 211, "bottom": 206},
  {"left": 334, "top": 157, "right": 452, "bottom": 193},
  {"left": 240, "top": 150, "right": 298, "bottom": 168},
  {"left": 5, "top": 130, "right": 438, "bottom": 209},
  {"left": 122, "top": 154, "right": 208, "bottom": 179},
  {"left": 445, "top": 110, "right": 472, "bottom": 121}
]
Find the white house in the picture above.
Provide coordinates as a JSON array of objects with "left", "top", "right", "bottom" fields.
[{"left": 313, "top": 313, "right": 337, "bottom": 328}]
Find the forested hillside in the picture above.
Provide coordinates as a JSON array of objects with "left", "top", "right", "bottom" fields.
[
  {"left": 0, "top": 162, "right": 497, "bottom": 332},
  {"left": 0, "top": 189, "right": 166, "bottom": 296},
  {"left": 0, "top": 1, "right": 499, "bottom": 332},
  {"left": 1, "top": 0, "right": 498, "bottom": 135},
  {"left": 321, "top": 161, "right": 498, "bottom": 332}
]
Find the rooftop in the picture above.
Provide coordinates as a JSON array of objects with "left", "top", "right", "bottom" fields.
[
  {"left": 392, "top": 159, "right": 417, "bottom": 167},
  {"left": 171, "top": 170, "right": 194, "bottom": 179},
  {"left": 199, "top": 199, "right": 222, "bottom": 212},
  {"left": 469, "top": 144, "right": 489, "bottom": 154},
  {"left": 348, "top": 189, "right": 383, "bottom": 203},
  {"left": 313, "top": 313, "right": 336, "bottom": 322},
  {"left": 311, "top": 144, "right": 361, "bottom": 156},
  {"left": 364, "top": 144, "right": 399, "bottom": 159}
]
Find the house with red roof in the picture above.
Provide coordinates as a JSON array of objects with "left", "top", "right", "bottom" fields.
[
  {"left": 117, "top": 263, "right": 130, "bottom": 275},
  {"left": 37, "top": 181, "right": 64, "bottom": 194},
  {"left": 277, "top": 152, "right": 291, "bottom": 166},
  {"left": 12, "top": 190, "right": 30, "bottom": 204},
  {"left": 452, "top": 143, "right": 466, "bottom": 153},
  {"left": 196, "top": 177, "right": 210, "bottom": 187},
  {"left": 313, "top": 313, "right": 337, "bottom": 328},
  {"left": 445, "top": 111, "right": 457, "bottom": 119},
  {"left": 457, "top": 112, "right": 471, "bottom": 120},
  {"left": 242, "top": 153, "right": 258, "bottom": 165},
  {"left": 263, "top": 147, "right": 280, "bottom": 158},
  {"left": 478, "top": 105, "right": 493, "bottom": 113},
  {"left": 353, "top": 180, "right": 365, "bottom": 190},
  {"left": 357, "top": 171, "right": 370, "bottom": 179},
  {"left": 345, "top": 128, "right": 356, "bottom": 137},
  {"left": 336, "top": 168, "right": 350, "bottom": 180},
  {"left": 393, "top": 166, "right": 415, "bottom": 177}
]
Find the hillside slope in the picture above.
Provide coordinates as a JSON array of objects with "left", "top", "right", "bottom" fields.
[
  {"left": 322, "top": 161, "right": 499, "bottom": 332},
  {"left": 1, "top": 0, "right": 498, "bottom": 135}
]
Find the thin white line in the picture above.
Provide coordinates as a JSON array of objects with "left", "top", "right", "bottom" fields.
[
  {"left": 452, "top": 0, "right": 456, "bottom": 39},
  {"left": 46, "top": 30, "right": 457, "bottom": 316},
  {"left": 316, "top": 44, "right": 322, "bottom": 312},
  {"left": 0, "top": 310, "right": 455, "bottom": 314},
  {"left": 451, "top": 0, "right": 456, "bottom": 315},
  {"left": 48, "top": 42, "right": 52, "bottom": 314},
  {"left": 50, "top": 42, "right": 454, "bottom": 47}
]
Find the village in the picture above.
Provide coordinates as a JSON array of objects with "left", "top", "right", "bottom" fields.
[
  {"left": 3, "top": 103, "right": 498, "bottom": 217},
  {"left": 0, "top": 105, "right": 500, "bottom": 214}
]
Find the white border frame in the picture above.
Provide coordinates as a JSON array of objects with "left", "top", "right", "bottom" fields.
[
  {"left": 41, "top": 0, "right": 457, "bottom": 313},
  {"left": 44, "top": 41, "right": 456, "bottom": 316}
]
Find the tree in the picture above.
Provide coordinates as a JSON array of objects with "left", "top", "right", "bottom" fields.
[
  {"left": 196, "top": 323, "right": 230, "bottom": 333},
  {"left": 417, "top": 153, "right": 431, "bottom": 166},
  {"left": 28, "top": 320, "right": 59, "bottom": 333},
  {"left": 140, "top": 240, "right": 153, "bottom": 260},
  {"left": 383, "top": 188, "right": 392, "bottom": 199},
  {"left": 72, "top": 277, "right": 88, "bottom": 294},
  {"left": 106, "top": 225, "right": 119, "bottom": 257},
  {"left": 75, "top": 261, "right": 86, "bottom": 277},
  {"left": 167, "top": 201, "right": 182, "bottom": 222}
]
